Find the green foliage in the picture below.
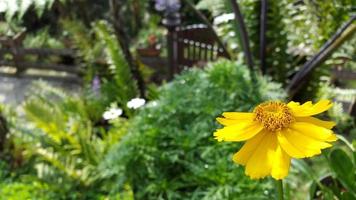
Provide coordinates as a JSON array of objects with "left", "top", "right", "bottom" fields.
[
  {"left": 102, "top": 59, "right": 286, "bottom": 199},
  {"left": 61, "top": 19, "right": 103, "bottom": 65},
  {"left": 0, "top": 0, "right": 58, "bottom": 22},
  {"left": 18, "top": 82, "right": 128, "bottom": 199},
  {"left": 328, "top": 148, "right": 356, "bottom": 198},
  {"left": 283, "top": 0, "right": 355, "bottom": 99},
  {"left": 61, "top": 19, "right": 106, "bottom": 87},
  {"left": 316, "top": 83, "right": 355, "bottom": 134},
  {"left": 198, "top": 0, "right": 294, "bottom": 84},
  {"left": 118, "top": 0, "right": 151, "bottom": 39},
  {"left": 0, "top": 21, "right": 23, "bottom": 37},
  {"left": 94, "top": 21, "right": 139, "bottom": 113},
  {"left": 0, "top": 180, "right": 54, "bottom": 200},
  {"left": 284, "top": 0, "right": 353, "bottom": 50},
  {"left": 291, "top": 159, "right": 335, "bottom": 200},
  {"left": 305, "top": 146, "right": 356, "bottom": 199},
  {"left": 261, "top": 1, "right": 292, "bottom": 84},
  {"left": 197, "top": 0, "right": 355, "bottom": 96},
  {"left": 23, "top": 27, "right": 64, "bottom": 48},
  {"left": 196, "top": 0, "right": 226, "bottom": 17}
]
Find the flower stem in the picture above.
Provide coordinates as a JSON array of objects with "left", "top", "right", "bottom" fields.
[{"left": 275, "top": 179, "right": 284, "bottom": 200}]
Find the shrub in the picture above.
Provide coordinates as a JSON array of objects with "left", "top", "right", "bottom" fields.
[
  {"left": 14, "top": 82, "right": 129, "bottom": 199},
  {"left": 102, "top": 59, "right": 286, "bottom": 199},
  {"left": 0, "top": 180, "right": 54, "bottom": 200}
]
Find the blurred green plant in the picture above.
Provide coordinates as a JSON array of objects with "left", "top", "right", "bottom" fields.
[
  {"left": 0, "top": 0, "right": 59, "bottom": 22},
  {"left": 101, "top": 59, "right": 286, "bottom": 199},
  {"left": 61, "top": 19, "right": 105, "bottom": 83},
  {"left": 94, "top": 21, "right": 139, "bottom": 115},
  {"left": 197, "top": 0, "right": 293, "bottom": 83},
  {"left": 0, "top": 180, "right": 55, "bottom": 200},
  {"left": 296, "top": 144, "right": 356, "bottom": 199},
  {"left": 317, "top": 82, "right": 356, "bottom": 135},
  {"left": 327, "top": 147, "right": 356, "bottom": 199},
  {"left": 196, "top": 0, "right": 355, "bottom": 98},
  {"left": 15, "top": 81, "right": 129, "bottom": 199},
  {"left": 62, "top": 19, "right": 157, "bottom": 113},
  {"left": 23, "top": 27, "right": 64, "bottom": 48}
]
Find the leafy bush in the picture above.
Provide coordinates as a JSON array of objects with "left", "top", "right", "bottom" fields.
[
  {"left": 0, "top": 180, "right": 55, "bottom": 200},
  {"left": 15, "top": 82, "right": 129, "bottom": 199},
  {"left": 196, "top": 0, "right": 355, "bottom": 99},
  {"left": 102, "top": 59, "right": 286, "bottom": 199},
  {"left": 0, "top": 0, "right": 56, "bottom": 22},
  {"left": 94, "top": 21, "right": 139, "bottom": 114},
  {"left": 316, "top": 83, "right": 356, "bottom": 135}
]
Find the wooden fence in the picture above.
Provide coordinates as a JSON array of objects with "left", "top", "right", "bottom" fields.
[
  {"left": 0, "top": 32, "right": 81, "bottom": 81},
  {"left": 166, "top": 24, "right": 230, "bottom": 77}
]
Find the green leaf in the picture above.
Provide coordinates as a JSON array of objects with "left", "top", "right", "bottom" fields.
[
  {"left": 292, "top": 160, "right": 335, "bottom": 199},
  {"left": 329, "top": 148, "right": 356, "bottom": 197},
  {"left": 292, "top": 159, "right": 318, "bottom": 181},
  {"left": 308, "top": 181, "right": 317, "bottom": 200},
  {"left": 94, "top": 20, "right": 139, "bottom": 109},
  {"left": 341, "top": 192, "right": 356, "bottom": 200}
]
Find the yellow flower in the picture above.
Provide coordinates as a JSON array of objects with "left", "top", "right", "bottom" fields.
[{"left": 214, "top": 100, "right": 337, "bottom": 180}]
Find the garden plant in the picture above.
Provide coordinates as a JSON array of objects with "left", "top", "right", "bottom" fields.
[{"left": 0, "top": 0, "right": 355, "bottom": 200}]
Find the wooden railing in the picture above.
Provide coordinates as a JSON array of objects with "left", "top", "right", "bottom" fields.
[
  {"left": 176, "top": 24, "right": 229, "bottom": 67},
  {"left": 167, "top": 24, "right": 230, "bottom": 76},
  {"left": 0, "top": 32, "right": 81, "bottom": 80}
]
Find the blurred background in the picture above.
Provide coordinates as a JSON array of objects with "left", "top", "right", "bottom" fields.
[{"left": 0, "top": 0, "right": 355, "bottom": 199}]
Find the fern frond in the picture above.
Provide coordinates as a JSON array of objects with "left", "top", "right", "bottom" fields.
[
  {"left": 2, "top": 0, "right": 58, "bottom": 21},
  {"left": 21, "top": 82, "right": 128, "bottom": 189},
  {"left": 94, "top": 20, "right": 139, "bottom": 107}
]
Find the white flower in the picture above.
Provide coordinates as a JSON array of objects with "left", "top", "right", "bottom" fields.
[
  {"left": 103, "top": 108, "right": 123, "bottom": 120},
  {"left": 213, "top": 13, "right": 234, "bottom": 25},
  {"left": 127, "top": 98, "right": 146, "bottom": 109}
]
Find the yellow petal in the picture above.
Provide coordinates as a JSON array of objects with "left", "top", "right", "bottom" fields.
[
  {"left": 287, "top": 100, "right": 309, "bottom": 108},
  {"left": 296, "top": 117, "right": 336, "bottom": 129},
  {"left": 245, "top": 132, "right": 277, "bottom": 179},
  {"left": 233, "top": 132, "right": 266, "bottom": 165},
  {"left": 216, "top": 117, "right": 244, "bottom": 126},
  {"left": 287, "top": 101, "right": 300, "bottom": 108},
  {"left": 271, "top": 144, "right": 291, "bottom": 180},
  {"left": 282, "top": 128, "right": 331, "bottom": 158},
  {"left": 291, "top": 122, "right": 334, "bottom": 141},
  {"left": 222, "top": 112, "right": 254, "bottom": 120},
  {"left": 326, "top": 134, "right": 338, "bottom": 142},
  {"left": 277, "top": 131, "right": 305, "bottom": 158},
  {"left": 214, "top": 122, "right": 263, "bottom": 142},
  {"left": 301, "top": 101, "right": 313, "bottom": 108},
  {"left": 288, "top": 100, "right": 333, "bottom": 117}
]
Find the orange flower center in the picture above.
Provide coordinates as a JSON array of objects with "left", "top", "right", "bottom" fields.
[{"left": 254, "top": 102, "right": 294, "bottom": 132}]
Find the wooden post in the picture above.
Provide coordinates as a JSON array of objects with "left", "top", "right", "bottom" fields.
[
  {"left": 0, "top": 112, "right": 8, "bottom": 154},
  {"left": 166, "top": 26, "right": 177, "bottom": 79},
  {"left": 162, "top": 7, "right": 181, "bottom": 80},
  {"left": 13, "top": 32, "right": 26, "bottom": 75},
  {"left": 349, "top": 99, "right": 356, "bottom": 117},
  {"left": 259, "top": 0, "right": 267, "bottom": 74}
]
